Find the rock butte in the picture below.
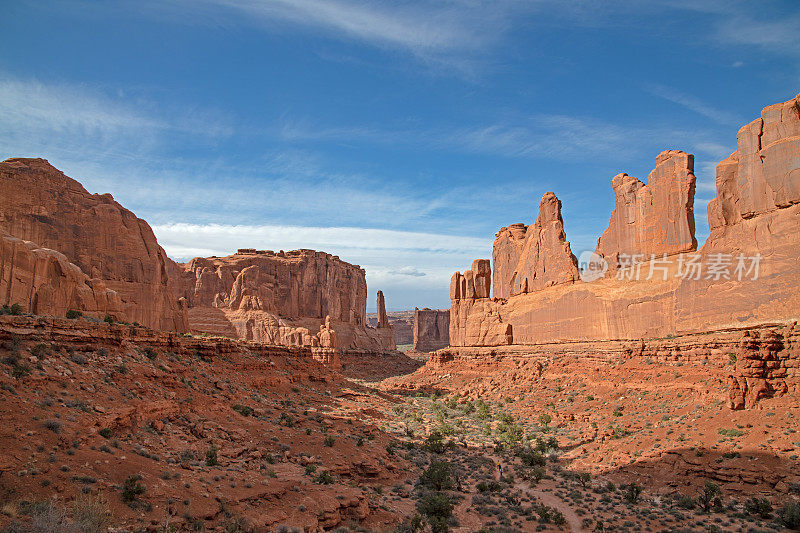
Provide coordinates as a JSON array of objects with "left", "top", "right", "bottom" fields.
[
  {"left": 0, "top": 159, "right": 395, "bottom": 354},
  {"left": 0, "top": 158, "right": 187, "bottom": 332},
  {"left": 174, "top": 250, "right": 394, "bottom": 352},
  {"left": 450, "top": 92, "right": 800, "bottom": 405}
]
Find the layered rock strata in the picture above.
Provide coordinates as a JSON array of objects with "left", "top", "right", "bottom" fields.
[
  {"left": 450, "top": 259, "right": 512, "bottom": 347},
  {"left": 435, "top": 323, "right": 799, "bottom": 410}
]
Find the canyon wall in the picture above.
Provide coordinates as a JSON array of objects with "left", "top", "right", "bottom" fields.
[
  {"left": 595, "top": 150, "right": 697, "bottom": 269},
  {"left": 0, "top": 158, "right": 395, "bottom": 353},
  {"left": 1, "top": 230, "right": 125, "bottom": 320},
  {"left": 450, "top": 93, "right": 800, "bottom": 348},
  {"left": 176, "top": 250, "right": 395, "bottom": 352},
  {"left": 412, "top": 308, "right": 450, "bottom": 352},
  {"left": 0, "top": 158, "right": 188, "bottom": 332}
]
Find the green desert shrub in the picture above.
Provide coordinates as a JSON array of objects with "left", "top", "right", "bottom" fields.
[
  {"left": 422, "top": 430, "right": 448, "bottom": 454},
  {"left": 232, "top": 404, "right": 253, "bottom": 417},
  {"left": 205, "top": 444, "right": 219, "bottom": 466},
  {"left": 625, "top": 482, "right": 643, "bottom": 504},
  {"left": 778, "top": 501, "right": 800, "bottom": 529},
  {"left": 419, "top": 461, "right": 454, "bottom": 492},
  {"left": 313, "top": 470, "right": 334, "bottom": 485},
  {"left": 121, "top": 475, "right": 145, "bottom": 503},
  {"left": 416, "top": 492, "right": 452, "bottom": 533},
  {"left": 744, "top": 497, "right": 772, "bottom": 519},
  {"left": 697, "top": 481, "right": 722, "bottom": 512}
]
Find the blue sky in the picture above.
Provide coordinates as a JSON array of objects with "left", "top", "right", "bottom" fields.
[{"left": 2, "top": 1, "right": 798, "bottom": 311}]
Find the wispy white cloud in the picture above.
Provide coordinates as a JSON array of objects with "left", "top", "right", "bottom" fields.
[
  {"left": 0, "top": 74, "right": 232, "bottom": 163},
  {"left": 190, "top": 0, "right": 473, "bottom": 52},
  {"left": 659, "top": 0, "right": 800, "bottom": 57},
  {"left": 280, "top": 113, "right": 730, "bottom": 163},
  {"left": 138, "top": 0, "right": 538, "bottom": 75},
  {"left": 713, "top": 12, "right": 800, "bottom": 57},
  {"left": 152, "top": 222, "right": 487, "bottom": 259},
  {"left": 389, "top": 266, "right": 427, "bottom": 277},
  {"left": 151, "top": 222, "right": 490, "bottom": 309},
  {"left": 644, "top": 83, "right": 742, "bottom": 126}
]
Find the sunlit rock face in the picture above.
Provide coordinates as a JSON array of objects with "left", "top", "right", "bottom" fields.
[
  {"left": 449, "top": 93, "right": 800, "bottom": 348},
  {"left": 0, "top": 158, "right": 187, "bottom": 331}
]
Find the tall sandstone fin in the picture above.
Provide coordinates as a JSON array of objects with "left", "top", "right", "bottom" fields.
[
  {"left": 512, "top": 192, "right": 579, "bottom": 295},
  {"left": 492, "top": 223, "right": 527, "bottom": 300},
  {"left": 492, "top": 192, "right": 579, "bottom": 299},
  {"left": 708, "top": 92, "right": 800, "bottom": 229},
  {"left": 596, "top": 150, "right": 697, "bottom": 269}
]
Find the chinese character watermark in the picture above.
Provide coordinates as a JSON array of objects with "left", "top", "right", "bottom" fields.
[{"left": 578, "top": 251, "right": 762, "bottom": 282}]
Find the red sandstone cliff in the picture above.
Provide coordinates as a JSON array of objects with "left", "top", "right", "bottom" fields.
[
  {"left": 492, "top": 192, "right": 580, "bottom": 298},
  {"left": 175, "top": 250, "right": 395, "bottom": 352},
  {"left": 0, "top": 158, "right": 187, "bottom": 331},
  {"left": 450, "top": 92, "right": 800, "bottom": 348},
  {"left": 596, "top": 150, "right": 697, "bottom": 269},
  {"left": 0, "top": 230, "right": 125, "bottom": 319},
  {"left": 0, "top": 159, "right": 395, "bottom": 352},
  {"left": 412, "top": 308, "right": 450, "bottom": 352}
]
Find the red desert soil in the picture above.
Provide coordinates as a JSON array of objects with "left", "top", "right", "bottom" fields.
[{"left": 3, "top": 314, "right": 799, "bottom": 532}]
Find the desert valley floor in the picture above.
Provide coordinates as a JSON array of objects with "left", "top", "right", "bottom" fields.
[{"left": 1, "top": 314, "right": 799, "bottom": 532}]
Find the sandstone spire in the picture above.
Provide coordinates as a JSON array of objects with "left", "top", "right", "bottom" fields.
[
  {"left": 492, "top": 192, "right": 579, "bottom": 298},
  {"left": 377, "top": 290, "right": 389, "bottom": 328}
]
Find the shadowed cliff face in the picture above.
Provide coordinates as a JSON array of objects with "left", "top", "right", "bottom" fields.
[
  {"left": 450, "top": 93, "right": 800, "bottom": 354},
  {"left": 413, "top": 308, "right": 450, "bottom": 352},
  {"left": 0, "top": 230, "right": 125, "bottom": 320}
]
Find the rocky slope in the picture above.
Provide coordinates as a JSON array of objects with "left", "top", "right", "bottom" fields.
[{"left": 0, "top": 315, "right": 410, "bottom": 531}]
